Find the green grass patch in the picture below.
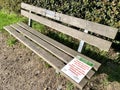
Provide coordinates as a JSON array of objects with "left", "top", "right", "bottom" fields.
[
  {"left": 32, "top": 21, "right": 46, "bottom": 33},
  {"left": 0, "top": 10, "right": 26, "bottom": 46},
  {"left": 66, "top": 82, "right": 74, "bottom": 90},
  {"left": 98, "top": 62, "right": 120, "bottom": 83},
  {"left": 6, "top": 36, "right": 17, "bottom": 46},
  {"left": 0, "top": 10, "right": 25, "bottom": 32},
  {"left": 44, "top": 62, "right": 51, "bottom": 69}
]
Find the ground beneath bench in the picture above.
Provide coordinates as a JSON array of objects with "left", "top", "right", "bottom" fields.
[{"left": 0, "top": 33, "right": 120, "bottom": 90}]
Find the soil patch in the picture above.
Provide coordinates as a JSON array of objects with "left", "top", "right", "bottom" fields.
[{"left": 0, "top": 33, "right": 120, "bottom": 90}]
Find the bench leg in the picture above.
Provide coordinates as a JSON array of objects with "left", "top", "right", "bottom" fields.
[
  {"left": 28, "top": 11, "right": 32, "bottom": 27},
  {"left": 78, "top": 40, "right": 85, "bottom": 53},
  {"left": 78, "top": 30, "right": 88, "bottom": 53}
]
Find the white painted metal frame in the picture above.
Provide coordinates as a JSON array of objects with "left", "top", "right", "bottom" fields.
[
  {"left": 28, "top": 10, "right": 32, "bottom": 27},
  {"left": 78, "top": 30, "right": 88, "bottom": 53}
]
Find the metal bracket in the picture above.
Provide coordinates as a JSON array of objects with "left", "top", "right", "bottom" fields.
[
  {"left": 28, "top": 10, "right": 32, "bottom": 27},
  {"left": 78, "top": 30, "right": 88, "bottom": 53}
]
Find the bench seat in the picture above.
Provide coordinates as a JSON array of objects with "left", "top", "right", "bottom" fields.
[
  {"left": 4, "top": 2, "right": 118, "bottom": 89},
  {"left": 4, "top": 22, "right": 101, "bottom": 89}
]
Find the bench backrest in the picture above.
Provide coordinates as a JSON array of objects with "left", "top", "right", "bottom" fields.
[{"left": 21, "top": 3, "right": 118, "bottom": 51}]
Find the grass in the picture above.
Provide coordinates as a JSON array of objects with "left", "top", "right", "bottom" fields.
[
  {"left": 0, "top": 10, "right": 25, "bottom": 32},
  {"left": 32, "top": 21, "right": 46, "bottom": 33},
  {"left": 102, "top": 78, "right": 109, "bottom": 86},
  {"left": 44, "top": 62, "right": 51, "bottom": 68},
  {"left": 99, "top": 62, "right": 120, "bottom": 82},
  {"left": 6, "top": 36, "right": 17, "bottom": 46},
  {"left": 66, "top": 82, "right": 74, "bottom": 90},
  {"left": 0, "top": 10, "right": 26, "bottom": 46}
]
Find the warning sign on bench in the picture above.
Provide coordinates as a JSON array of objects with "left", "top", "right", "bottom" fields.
[{"left": 61, "top": 56, "right": 94, "bottom": 83}]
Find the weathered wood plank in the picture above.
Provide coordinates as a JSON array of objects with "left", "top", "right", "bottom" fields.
[
  {"left": 56, "top": 13, "right": 118, "bottom": 39},
  {"left": 11, "top": 23, "right": 95, "bottom": 79},
  {"left": 21, "top": 10, "right": 112, "bottom": 51},
  {"left": 86, "top": 70, "right": 95, "bottom": 79},
  {"left": 21, "top": 3, "right": 118, "bottom": 39},
  {"left": 4, "top": 25, "right": 88, "bottom": 90},
  {"left": 3, "top": 26, "right": 64, "bottom": 70},
  {"left": 18, "top": 22, "right": 101, "bottom": 71},
  {"left": 11, "top": 24, "right": 72, "bottom": 63},
  {"left": 61, "top": 72, "right": 88, "bottom": 90}
]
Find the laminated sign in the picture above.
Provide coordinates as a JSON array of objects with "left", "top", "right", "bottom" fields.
[{"left": 61, "top": 56, "right": 94, "bottom": 83}]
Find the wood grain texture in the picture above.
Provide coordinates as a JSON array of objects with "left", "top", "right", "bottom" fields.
[
  {"left": 18, "top": 22, "right": 101, "bottom": 70},
  {"left": 11, "top": 23, "right": 95, "bottom": 79},
  {"left": 3, "top": 26, "right": 64, "bottom": 70},
  {"left": 4, "top": 25, "right": 89, "bottom": 90},
  {"left": 21, "top": 3, "right": 118, "bottom": 39},
  {"left": 61, "top": 72, "right": 88, "bottom": 90},
  {"left": 21, "top": 10, "right": 112, "bottom": 51},
  {"left": 11, "top": 24, "right": 72, "bottom": 63},
  {"left": 18, "top": 22, "right": 101, "bottom": 71}
]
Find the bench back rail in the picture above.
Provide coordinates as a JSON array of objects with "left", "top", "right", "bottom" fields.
[{"left": 21, "top": 3, "right": 118, "bottom": 51}]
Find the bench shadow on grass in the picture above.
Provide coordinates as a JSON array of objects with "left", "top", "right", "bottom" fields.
[
  {"left": 82, "top": 48, "right": 120, "bottom": 83},
  {"left": 82, "top": 31, "right": 120, "bottom": 82},
  {"left": 46, "top": 30, "right": 120, "bottom": 83},
  {"left": 81, "top": 31, "right": 120, "bottom": 83},
  {"left": 113, "top": 32, "right": 120, "bottom": 52},
  {"left": 32, "top": 22, "right": 120, "bottom": 83}
]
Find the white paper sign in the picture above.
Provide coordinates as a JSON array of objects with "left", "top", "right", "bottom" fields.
[{"left": 61, "top": 56, "right": 94, "bottom": 83}]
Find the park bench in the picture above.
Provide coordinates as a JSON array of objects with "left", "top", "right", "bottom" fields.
[{"left": 4, "top": 3, "right": 118, "bottom": 89}]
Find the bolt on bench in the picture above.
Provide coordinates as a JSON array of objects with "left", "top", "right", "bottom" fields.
[{"left": 4, "top": 3, "right": 118, "bottom": 89}]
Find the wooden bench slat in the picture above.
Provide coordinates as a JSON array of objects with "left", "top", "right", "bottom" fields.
[
  {"left": 11, "top": 24, "right": 72, "bottom": 63},
  {"left": 56, "top": 14, "right": 118, "bottom": 39},
  {"left": 21, "top": 10, "right": 112, "bottom": 51},
  {"left": 11, "top": 23, "right": 95, "bottom": 79},
  {"left": 21, "top": 3, "right": 118, "bottom": 39},
  {"left": 86, "top": 70, "right": 95, "bottom": 79},
  {"left": 18, "top": 22, "right": 76, "bottom": 57},
  {"left": 18, "top": 22, "right": 101, "bottom": 71},
  {"left": 61, "top": 72, "right": 88, "bottom": 90},
  {"left": 3, "top": 26, "right": 64, "bottom": 70},
  {"left": 4, "top": 25, "right": 88, "bottom": 89}
]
